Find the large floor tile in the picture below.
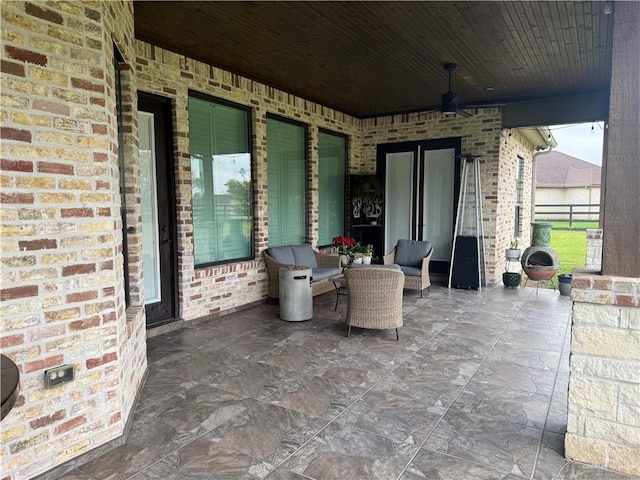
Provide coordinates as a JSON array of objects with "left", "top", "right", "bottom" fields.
[
  {"left": 78, "top": 412, "right": 190, "bottom": 479},
  {"left": 202, "top": 402, "right": 328, "bottom": 473},
  {"left": 265, "top": 373, "right": 366, "bottom": 419},
  {"left": 205, "top": 358, "right": 300, "bottom": 400},
  {"left": 423, "top": 408, "right": 542, "bottom": 477},
  {"left": 336, "top": 389, "right": 442, "bottom": 444},
  {"left": 131, "top": 437, "right": 263, "bottom": 479},
  {"left": 470, "top": 358, "right": 557, "bottom": 397},
  {"left": 280, "top": 423, "right": 414, "bottom": 480},
  {"left": 143, "top": 384, "right": 255, "bottom": 437},
  {"left": 452, "top": 382, "right": 551, "bottom": 429},
  {"left": 402, "top": 448, "right": 525, "bottom": 480}
]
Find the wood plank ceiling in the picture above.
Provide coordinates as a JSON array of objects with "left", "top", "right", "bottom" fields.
[{"left": 133, "top": 1, "right": 613, "bottom": 118}]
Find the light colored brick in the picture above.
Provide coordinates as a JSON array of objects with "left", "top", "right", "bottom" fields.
[
  {"left": 609, "top": 443, "right": 640, "bottom": 476},
  {"left": 572, "top": 326, "right": 640, "bottom": 360},
  {"left": 16, "top": 176, "right": 56, "bottom": 189},
  {"left": 572, "top": 303, "right": 620, "bottom": 327},
  {"left": 76, "top": 136, "right": 108, "bottom": 149},
  {"left": 59, "top": 179, "right": 92, "bottom": 190},
  {"left": 39, "top": 192, "right": 76, "bottom": 203},
  {"left": 621, "top": 307, "right": 640, "bottom": 330},
  {"left": 35, "top": 131, "right": 73, "bottom": 145},
  {"left": 618, "top": 404, "right": 640, "bottom": 427},
  {"left": 53, "top": 147, "right": 92, "bottom": 163},
  {"left": 565, "top": 434, "right": 608, "bottom": 467},
  {"left": 568, "top": 376, "right": 617, "bottom": 418},
  {"left": 0, "top": 224, "right": 37, "bottom": 236},
  {"left": 79, "top": 221, "right": 113, "bottom": 232},
  {"left": 570, "top": 355, "right": 640, "bottom": 383},
  {"left": 10, "top": 145, "right": 51, "bottom": 158},
  {"left": 1, "top": 93, "right": 29, "bottom": 108},
  {"left": 30, "top": 66, "right": 69, "bottom": 86},
  {"left": 0, "top": 425, "right": 26, "bottom": 443},
  {"left": 619, "top": 383, "right": 640, "bottom": 405},
  {"left": 584, "top": 417, "right": 640, "bottom": 445}
]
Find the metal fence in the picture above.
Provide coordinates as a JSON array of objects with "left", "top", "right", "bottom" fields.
[{"left": 534, "top": 203, "right": 601, "bottom": 229}]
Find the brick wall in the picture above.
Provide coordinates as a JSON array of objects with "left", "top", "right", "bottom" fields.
[
  {"left": 135, "top": 41, "right": 362, "bottom": 321},
  {"left": 0, "top": 2, "right": 145, "bottom": 479},
  {"left": 566, "top": 271, "right": 640, "bottom": 476},
  {"left": 361, "top": 113, "right": 535, "bottom": 284},
  {"left": 496, "top": 129, "right": 536, "bottom": 277}
]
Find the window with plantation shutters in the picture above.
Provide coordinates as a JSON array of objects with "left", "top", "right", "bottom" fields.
[
  {"left": 318, "top": 131, "right": 346, "bottom": 246},
  {"left": 267, "top": 117, "right": 307, "bottom": 247},
  {"left": 189, "top": 94, "right": 252, "bottom": 266}
]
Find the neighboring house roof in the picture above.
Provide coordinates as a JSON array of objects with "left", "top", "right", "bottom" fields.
[{"left": 536, "top": 151, "right": 601, "bottom": 187}]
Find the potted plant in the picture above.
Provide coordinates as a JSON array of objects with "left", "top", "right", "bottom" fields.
[
  {"left": 505, "top": 239, "right": 521, "bottom": 261},
  {"left": 360, "top": 244, "right": 374, "bottom": 264},
  {"left": 503, "top": 240, "right": 522, "bottom": 287},
  {"left": 332, "top": 235, "right": 357, "bottom": 266},
  {"left": 503, "top": 269, "right": 522, "bottom": 287}
]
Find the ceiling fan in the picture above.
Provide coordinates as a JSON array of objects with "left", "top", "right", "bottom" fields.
[{"left": 440, "top": 63, "right": 473, "bottom": 117}]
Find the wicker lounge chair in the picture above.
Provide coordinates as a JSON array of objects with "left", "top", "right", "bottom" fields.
[
  {"left": 383, "top": 239, "right": 433, "bottom": 297},
  {"left": 344, "top": 266, "right": 404, "bottom": 340}
]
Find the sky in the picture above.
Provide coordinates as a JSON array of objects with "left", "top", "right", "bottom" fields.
[{"left": 547, "top": 122, "right": 605, "bottom": 166}]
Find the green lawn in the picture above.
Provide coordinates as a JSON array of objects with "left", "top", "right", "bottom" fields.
[
  {"left": 542, "top": 220, "right": 600, "bottom": 230},
  {"left": 549, "top": 227, "right": 588, "bottom": 275}
]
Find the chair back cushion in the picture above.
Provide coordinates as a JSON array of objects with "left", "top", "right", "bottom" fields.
[
  {"left": 266, "top": 244, "right": 318, "bottom": 268},
  {"left": 291, "top": 244, "right": 318, "bottom": 268},
  {"left": 266, "top": 246, "right": 296, "bottom": 265},
  {"left": 395, "top": 239, "right": 432, "bottom": 268}
]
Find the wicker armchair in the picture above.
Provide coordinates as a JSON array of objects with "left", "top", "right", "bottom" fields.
[
  {"left": 344, "top": 266, "right": 405, "bottom": 340},
  {"left": 383, "top": 239, "right": 433, "bottom": 297}
]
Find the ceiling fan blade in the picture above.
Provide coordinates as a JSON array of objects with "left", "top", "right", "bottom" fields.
[{"left": 457, "top": 109, "right": 473, "bottom": 118}]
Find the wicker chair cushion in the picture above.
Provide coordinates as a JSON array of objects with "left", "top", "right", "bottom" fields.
[
  {"left": 266, "top": 244, "right": 318, "bottom": 268},
  {"left": 399, "top": 265, "right": 421, "bottom": 277},
  {"left": 349, "top": 263, "right": 401, "bottom": 270},
  {"left": 395, "top": 239, "right": 432, "bottom": 268},
  {"left": 311, "top": 268, "right": 341, "bottom": 281}
]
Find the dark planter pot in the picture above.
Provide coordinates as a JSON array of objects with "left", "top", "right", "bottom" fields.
[
  {"left": 503, "top": 272, "right": 522, "bottom": 288},
  {"left": 558, "top": 273, "right": 572, "bottom": 296}
]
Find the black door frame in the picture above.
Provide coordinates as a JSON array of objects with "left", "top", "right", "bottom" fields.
[
  {"left": 138, "top": 92, "right": 179, "bottom": 328},
  {"left": 377, "top": 137, "right": 462, "bottom": 274}
]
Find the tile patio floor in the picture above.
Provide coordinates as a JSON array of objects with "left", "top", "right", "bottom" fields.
[{"left": 43, "top": 284, "right": 638, "bottom": 480}]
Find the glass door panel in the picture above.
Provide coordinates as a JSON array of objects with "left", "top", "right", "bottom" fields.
[
  {"left": 384, "top": 151, "right": 414, "bottom": 250},
  {"left": 139, "top": 112, "right": 161, "bottom": 304},
  {"left": 422, "top": 148, "right": 455, "bottom": 261}
]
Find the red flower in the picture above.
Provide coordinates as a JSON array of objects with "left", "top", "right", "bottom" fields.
[{"left": 332, "top": 236, "right": 356, "bottom": 248}]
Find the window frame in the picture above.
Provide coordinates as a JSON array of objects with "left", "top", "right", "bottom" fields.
[
  {"left": 317, "top": 128, "right": 348, "bottom": 247},
  {"left": 265, "top": 113, "right": 309, "bottom": 247},
  {"left": 188, "top": 90, "right": 254, "bottom": 268},
  {"left": 514, "top": 155, "right": 524, "bottom": 239}
]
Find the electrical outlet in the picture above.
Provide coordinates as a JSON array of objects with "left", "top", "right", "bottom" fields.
[{"left": 44, "top": 364, "right": 74, "bottom": 388}]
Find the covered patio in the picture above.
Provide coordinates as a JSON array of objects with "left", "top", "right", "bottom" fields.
[
  {"left": 1, "top": 1, "right": 639, "bottom": 479},
  {"left": 40, "top": 286, "right": 632, "bottom": 479}
]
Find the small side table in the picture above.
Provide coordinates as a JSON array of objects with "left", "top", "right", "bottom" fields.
[{"left": 330, "top": 274, "right": 347, "bottom": 311}]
